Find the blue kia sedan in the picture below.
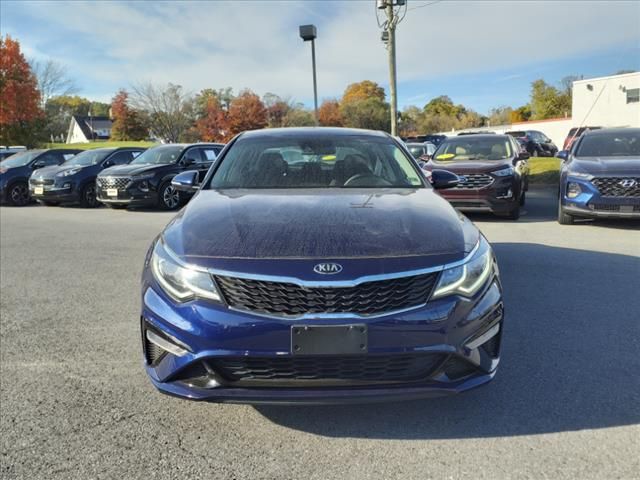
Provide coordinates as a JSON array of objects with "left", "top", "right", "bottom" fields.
[
  {"left": 140, "top": 128, "right": 504, "bottom": 404},
  {"left": 557, "top": 128, "right": 640, "bottom": 224}
]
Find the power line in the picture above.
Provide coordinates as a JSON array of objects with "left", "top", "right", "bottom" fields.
[{"left": 408, "top": 0, "right": 442, "bottom": 11}]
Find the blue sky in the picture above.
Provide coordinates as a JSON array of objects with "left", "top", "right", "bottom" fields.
[{"left": 2, "top": 0, "right": 639, "bottom": 114}]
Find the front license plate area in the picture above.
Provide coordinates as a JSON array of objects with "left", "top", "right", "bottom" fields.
[
  {"left": 107, "top": 188, "right": 118, "bottom": 197},
  {"left": 292, "top": 325, "right": 367, "bottom": 355},
  {"left": 34, "top": 187, "right": 43, "bottom": 195}
]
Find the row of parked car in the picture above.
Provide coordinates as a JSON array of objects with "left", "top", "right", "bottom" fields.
[
  {"left": 0, "top": 143, "right": 224, "bottom": 209},
  {"left": 402, "top": 127, "right": 640, "bottom": 224}
]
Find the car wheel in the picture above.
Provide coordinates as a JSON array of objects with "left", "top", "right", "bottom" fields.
[
  {"left": 7, "top": 182, "right": 30, "bottom": 206},
  {"left": 38, "top": 200, "right": 60, "bottom": 207},
  {"left": 557, "top": 201, "right": 575, "bottom": 225},
  {"left": 519, "top": 190, "right": 526, "bottom": 206},
  {"left": 79, "top": 183, "right": 98, "bottom": 208},
  {"left": 159, "top": 181, "right": 181, "bottom": 210}
]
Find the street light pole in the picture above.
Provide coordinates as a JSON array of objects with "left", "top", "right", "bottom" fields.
[{"left": 299, "top": 24, "right": 319, "bottom": 125}]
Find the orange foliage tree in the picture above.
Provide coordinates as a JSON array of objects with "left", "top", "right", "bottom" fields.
[
  {"left": 110, "top": 89, "right": 148, "bottom": 140},
  {"left": 196, "top": 96, "right": 228, "bottom": 142},
  {"left": 342, "top": 80, "right": 386, "bottom": 103},
  {"left": 226, "top": 90, "right": 267, "bottom": 140},
  {"left": 318, "top": 99, "right": 344, "bottom": 127},
  {"left": 0, "top": 35, "right": 43, "bottom": 145}
]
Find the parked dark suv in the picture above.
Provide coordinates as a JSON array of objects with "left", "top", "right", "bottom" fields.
[
  {"left": 425, "top": 134, "right": 530, "bottom": 219},
  {"left": 0, "top": 149, "right": 81, "bottom": 206},
  {"left": 30, "top": 147, "right": 145, "bottom": 207},
  {"left": 96, "top": 143, "right": 223, "bottom": 210},
  {"left": 140, "top": 127, "right": 504, "bottom": 404},
  {"left": 506, "top": 130, "right": 557, "bottom": 157}
]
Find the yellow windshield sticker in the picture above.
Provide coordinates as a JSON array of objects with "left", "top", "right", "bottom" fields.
[
  {"left": 435, "top": 153, "right": 455, "bottom": 160},
  {"left": 322, "top": 155, "right": 336, "bottom": 161}
]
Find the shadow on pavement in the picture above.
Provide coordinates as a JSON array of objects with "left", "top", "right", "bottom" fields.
[{"left": 255, "top": 243, "right": 640, "bottom": 439}]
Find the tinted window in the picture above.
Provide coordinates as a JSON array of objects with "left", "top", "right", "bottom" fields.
[
  {"left": 64, "top": 149, "right": 113, "bottom": 166},
  {"left": 406, "top": 144, "right": 426, "bottom": 158},
  {"left": 434, "top": 137, "right": 513, "bottom": 161},
  {"left": 130, "top": 145, "right": 183, "bottom": 165},
  {"left": 0, "top": 150, "right": 43, "bottom": 168},
  {"left": 38, "top": 152, "right": 64, "bottom": 166},
  {"left": 575, "top": 131, "right": 639, "bottom": 157},
  {"left": 62, "top": 152, "right": 78, "bottom": 161},
  {"left": 182, "top": 148, "right": 203, "bottom": 164},
  {"left": 107, "top": 150, "right": 136, "bottom": 165},
  {"left": 209, "top": 134, "right": 424, "bottom": 189}
]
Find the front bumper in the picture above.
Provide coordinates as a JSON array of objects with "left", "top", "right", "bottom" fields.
[
  {"left": 140, "top": 269, "right": 504, "bottom": 404},
  {"left": 440, "top": 177, "right": 520, "bottom": 214},
  {"left": 29, "top": 183, "right": 79, "bottom": 203},
  {"left": 561, "top": 177, "right": 640, "bottom": 219},
  {"left": 96, "top": 183, "right": 159, "bottom": 207}
]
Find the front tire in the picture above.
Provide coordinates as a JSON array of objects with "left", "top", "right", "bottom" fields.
[
  {"left": 79, "top": 183, "right": 98, "bottom": 208},
  {"left": 158, "top": 181, "right": 181, "bottom": 210},
  {"left": 557, "top": 201, "right": 575, "bottom": 225},
  {"left": 7, "top": 182, "right": 30, "bottom": 206},
  {"left": 519, "top": 190, "right": 526, "bottom": 206}
]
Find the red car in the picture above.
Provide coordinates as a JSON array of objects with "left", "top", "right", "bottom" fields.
[
  {"left": 424, "top": 134, "right": 530, "bottom": 220},
  {"left": 563, "top": 126, "right": 602, "bottom": 151}
]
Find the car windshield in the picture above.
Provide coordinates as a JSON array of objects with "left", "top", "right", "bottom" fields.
[
  {"left": 209, "top": 133, "right": 424, "bottom": 189},
  {"left": 406, "top": 144, "right": 425, "bottom": 158},
  {"left": 130, "top": 145, "right": 183, "bottom": 165},
  {"left": 64, "top": 149, "right": 112, "bottom": 166},
  {"left": 576, "top": 131, "right": 640, "bottom": 157},
  {"left": 434, "top": 137, "right": 513, "bottom": 161},
  {"left": 0, "top": 150, "right": 43, "bottom": 168}
]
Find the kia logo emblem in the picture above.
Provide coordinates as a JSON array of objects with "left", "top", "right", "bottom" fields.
[
  {"left": 313, "top": 263, "right": 343, "bottom": 275},
  {"left": 619, "top": 179, "right": 637, "bottom": 188}
]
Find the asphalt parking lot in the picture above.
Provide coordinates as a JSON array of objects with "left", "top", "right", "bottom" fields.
[{"left": 1, "top": 187, "right": 639, "bottom": 480}]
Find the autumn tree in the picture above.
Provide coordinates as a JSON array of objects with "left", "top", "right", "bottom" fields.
[
  {"left": 195, "top": 95, "right": 227, "bottom": 142},
  {"left": 318, "top": 99, "right": 343, "bottom": 127},
  {"left": 282, "top": 104, "right": 315, "bottom": 127},
  {"left": 226, "top": 89, "right": 267, "bottom": 139},
  {"left": 342, "top": 81, "right": 386, "bottom": 103},
  {"left": 110, "top": 89, "right": 148, "bottom": 141},
  {"left": 29, "top": 59, "right": 79, "bottom": 107},
  {"left": 0, "top": 36, "right": 43, "bottom": 146}
]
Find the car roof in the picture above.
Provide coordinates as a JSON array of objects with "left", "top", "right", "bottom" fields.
[
  {"left": 582, "top": 127, "right": 639, "bottom": 137},
  {"left": 446, "top": 134, "right": 510, "bottom": 140},
  {"left": 240, "top": 127, "right": 390, "bottom": 139}
]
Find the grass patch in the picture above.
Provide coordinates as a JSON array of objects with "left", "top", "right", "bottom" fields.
[
  {"left": 528, "top": 157, "right": 560, "bottom": 185},
  {"left": 44, "top": 141, "right": 157, "bottom": 150}
]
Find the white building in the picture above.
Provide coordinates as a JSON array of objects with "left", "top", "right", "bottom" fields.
[
  {"left": 571, "top": 72, "right": 640, "bottom": 128},
  {"left": 66, "top": 115, "right": 113, "bottom": 144},
  {"left": 438, "top": 72, "right": 639, "bottom": 149}
]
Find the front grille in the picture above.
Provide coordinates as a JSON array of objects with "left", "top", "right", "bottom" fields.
[
  {"left": 591, "top": 204, "right": 640, "bottom": 212},
  {"left": 591, "top": 177, "right": 640, "bottom": 197},
  {"left": 211, "top": 354, "right": 446, "bottom": 385},
  {"left": 29, "top": 178, "right": 54, "bottom": 186},
  {"left": 453, "top": 173, "right": 494, "bottom": 190},
  {"left": 215, "top": 272, "right": 439, "bottom": 318},
  {"left": 97, "top": 176, "right": 131, "bottom": 189}
]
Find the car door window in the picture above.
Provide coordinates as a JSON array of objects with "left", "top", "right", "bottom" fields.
[
  {"left": 182, "top": 148, "right": 203, "bottom": 165},
  {"left": 106, "top": 151, "right": 135, "bottom": 166},
  {"left": 200, "top": 148, "right": 219, "bottom": 162},
  {"left": 38, "top": 153, "right": 63, "bottom": 166},
  {"left": 62, "top": 152, "right": 78, "bottom": 161}
]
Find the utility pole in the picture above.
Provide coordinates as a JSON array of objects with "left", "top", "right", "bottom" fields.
[
  {"left": 299, "top": 24, "right": 319, "bottom": 125},
  {"left": 386, "top": 3, "right": 398, "bottom": 136},
  {"left": 378, "top": 0, "right": 406, "bottom": 136}
]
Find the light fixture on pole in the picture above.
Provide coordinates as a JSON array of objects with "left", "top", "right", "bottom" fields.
[{"left": 299, "top": 24, "right": 319, "bottom": 125}]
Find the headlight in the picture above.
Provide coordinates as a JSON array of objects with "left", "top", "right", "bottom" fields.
[
  {"left": 566, "top": 182, "right": 582, "bottom": 198},
  {"left": 57, "top": 168, "right": 81, "bottom": 177},
  {"left": 432, "top": 237, "right": 494, "bottom": 299},
  {"left": 150, "top": 239, "right": 221, "bottom": 303},
  {"left": 492, "top": 166, "right": 514, "bottom": 177},
  {"left": 133, "top": 173, "right": 155, "bottom": 181}
]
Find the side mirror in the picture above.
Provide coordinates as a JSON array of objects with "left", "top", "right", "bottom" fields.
[
  {"left": 431, "top": 169, "right": 460, "bottom": 190},
  {"left": 514, "top": 152, "right": 530, "bottom": 164},
  {"left": 182, "top": 157, "right": 196, "bottom": 166},
  {"left": 32, "top": 160, "right": 46, "bottom": 169},
  {"left": 557, "top": 150, "right": 569, "bottom": 161},
  {"left": 171, "top": 170, "right": 199, "bottom": 192}
]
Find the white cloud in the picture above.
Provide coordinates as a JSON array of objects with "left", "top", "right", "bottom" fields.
[{"left": 4, "top": 0, "right": 639, "bottom": 103}]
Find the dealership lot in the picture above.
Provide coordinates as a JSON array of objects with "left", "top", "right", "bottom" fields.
[{"left": 1, "top": 187, "right": 639, "bottom": 480}]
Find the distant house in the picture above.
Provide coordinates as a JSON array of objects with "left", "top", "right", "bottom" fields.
[{"left": 66, "top": 115, "right": 113, "bottom": 144}]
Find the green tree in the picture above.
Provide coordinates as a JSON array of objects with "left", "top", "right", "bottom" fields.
[
  {"left": 340, "top": 96, "right": 390, "bottom": 131},
  {"left": 529, "top": 79, "right": 571, "bottom": 120}
]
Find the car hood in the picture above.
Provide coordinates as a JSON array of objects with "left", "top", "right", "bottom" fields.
[
  {"left": 100, "top": 163, "right": 168, "bottom": 176},
  {"left": 162, "top": 188, "right": 480, "bottom": 270},
  {"left": 570, "top": 156, "right": 640, "bottom": 176},
  {"left": 427, "top": 159, "right": 511, "bottom": 173},
  {"left": 31, "top": 164, "right": 91, "bottom": 179}
]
